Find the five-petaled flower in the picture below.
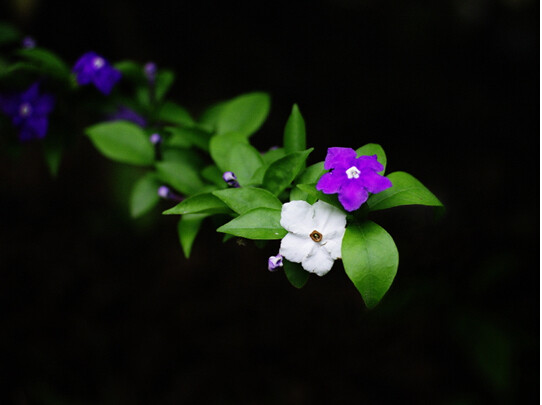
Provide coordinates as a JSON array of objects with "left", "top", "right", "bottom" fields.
[
  {"left": 279, "top": 200, "right": 346, "bottom": 276},
  {"left": 0, "top": 82, "right": 55, "bottom": 141},
  {"left": 316, "top": 147, "right": 392, "bottom": 212},
  {"left": 73, "top": 52, "right": 121, "bottom": 95}
]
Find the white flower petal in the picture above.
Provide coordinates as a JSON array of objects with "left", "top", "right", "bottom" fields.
[
  {"left": 322, "top": 227, "right": 345, "bottom": 259},
  {"left": 312, "top": 200, "right": 346, "bottom": 238},
  {"left": 301, "top": 244, "right": 335, "bottom": 276},
  {"left": 280, "top": 200, "right": 315, "bottom": 235},
  {"left": 279, "top": 232, "right": 314, "bottom": 263}
]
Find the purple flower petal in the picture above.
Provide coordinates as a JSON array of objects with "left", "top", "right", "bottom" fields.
[
  {"left": 338, "top": 180, "right": 369, "bottom": 212},
  {"left": 356, "top": 154, "right": 384, "bottom": 173},
  {"left": 324, "top": 147, "right": 358, "bottom": 170},
  {"left": 316, "top": 171, "right": 343, "bottom": 194},
  {"left": 93, "top": 66, "right": 122, "bottom": 95},
  {"left": 359, "top": 171, "right": 393, "bottom": 194}
]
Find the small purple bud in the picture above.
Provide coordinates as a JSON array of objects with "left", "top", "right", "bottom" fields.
[
  {"left": 158, "top": 185, "right": 183, "bottom": 202},
  {"left": 150, "top": 133, "right": 162, "bottom": 145},
  {"left": 144, "top": 62, "right": 157, "bottom": 82},
  {"left": 268, "top": 254, "right": 283, "bottom": 272},
  {"left": 222, "top": 171, "right": 240, "bottom": 188},
  {"left": 22, "top": 36, "right": 36, "bottom": 49}
]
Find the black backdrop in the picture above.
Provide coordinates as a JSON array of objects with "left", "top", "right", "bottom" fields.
[{"left": 0, "top": 1, "right": 539, "bottom": 404}]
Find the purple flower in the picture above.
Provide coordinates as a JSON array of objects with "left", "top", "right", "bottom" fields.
[
  {"left": 268, "top": 254, "right": 283, "bottom": 272},
  {"left": 157, "top": 186, "right": 183, "bottom": 202},
  {"left": 144, "top": 62, "right": 157, "bottom": 83},
  {"left": 73, "top": 52, "right": 121, "bottom": 95},
  {"left": 22, "top": 36, "right": 36, "bottom": 49},
  {"left": 222, "top": 171, "right": 240, "bottom": 188},
  {"left": 149, "top": 133, "right": 162, "bottom": 145},
  {"left": 108, "top": 106, "right": 147, "bottom": 127},
  {"left": 316, "top": 147, "right": 392, "bottom": 212},
  {"left": 0, "top": 82, "right": 55, "bottom": 141}
]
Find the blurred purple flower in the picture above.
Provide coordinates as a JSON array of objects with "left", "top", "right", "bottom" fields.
[
  {"left": 316, "top": 147, "right": 392, "bottom": 212},
  {"left": 0, "top": 82, "right": 55, "bottom": 141},
  {"left": 268, "top": 254, "right": 283, "bottom": 272},
  {"left": 144, "top": 62, "right": 157, "bottom": 83},
  {"left": 158, "top": 186, "right": 183, "bottom": 202},
  {"left": 222, "top": 171, "right": 240, "bottom": 188},
  {"left": 73, "top": 52, "right": 121, "bottom": 95},
  {"left": 22, "top": 36, "right": 36, "bottom": 49},
  {"left": 108, "top": 106, "right": 147, "bottom": 127}
]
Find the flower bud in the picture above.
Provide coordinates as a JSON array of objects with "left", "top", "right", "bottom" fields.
[
  {"left": 222, "top": 171, "right": 240, "bottom": 188},
  {"left": 268, "top": 254, "right": 283, "bottom": 272}
]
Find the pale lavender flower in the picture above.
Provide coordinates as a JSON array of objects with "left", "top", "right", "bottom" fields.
[
  {"left": 22, "top": 36, "right": 36, "bottom": 49},
  {"left": 268, "top": 254, "right": 283, "bottom": 272},
  {"left": 149, "top": 133, "right": 162, "bottom": 145},
  {"left": 316, "top": 147, "right": 392, "bottom": 212},
  {"left": 73, "top": 52, "right": 121, "bottom": 95},
  {"left": 223, "top": 171, "right": 240, "bottom": 188},
  {"left": 158, "top": 186, "right": 183, "bottom": 202}
]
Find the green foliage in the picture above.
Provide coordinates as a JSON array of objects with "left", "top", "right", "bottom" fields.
[
  {"left": 0, "top": 22, "right": 20, "bottom": 46},
  {"left": 129, "top": 173, "right": 161, "bottom": 218},
  {"left": 85, "top": 121, "right": 154, "bottom": 166},
  {"left": 356, "top": 143, "right": 387, "bottom": 174},
  {"left": 342, "top": 221, "right": 399, "bottom": 308},
  {"left": 163, "top": 192, "right": 229, "bottom": 215},
  {"left": 178, "top": 214, "right": 208, "bottom": 258},
  {"left": 263, "top": 148, "right": 313, "bottom": 196},
  {"left": 213, "top": 187, "right": 282, "bottom": 214},
  {"left": 216, "top": 208, "right": 286, "bottom": 240},
  {"left": 164, "top": 126, "right": 211, "bottom": 151},
  {"left": 283, "top": 104, "right": 306, "bottom": 154},
  {"left": 216, "top": 92, "right": 270, "bottom": 137},
  {"left": 366, "top": 171, "right": 443, "bottom": 212},
  {"left": 155, "top": 69, "right": 175, "bottom": 101},
  {"left": 158, "top": 101, "right": 195, "bottom": 126},
  {"left": 155, "top": 161, "right": 204, "bottom": 195},
  {"left": 17, "top": 48, "right": 71, "bottom": 82},
  {"left": 283, "top": 260, "right": 310, "bottom": 289}
]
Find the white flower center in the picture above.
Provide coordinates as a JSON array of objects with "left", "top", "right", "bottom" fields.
[
  {"left": 345, "top": 166, "right": 361, "bottom": 179},
  {"left": 310, "top": 230, "right": 323, "bottom": 243},
  {"left": 19, "top": 102, "right": 32, "bottom": 117},
  {"left": 92, "top": 57, "right": 105, "bottom": 70}
]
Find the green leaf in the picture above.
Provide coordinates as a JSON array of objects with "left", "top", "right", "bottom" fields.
[
  {"left": 263, "top": 148, "right": 313, "bottom": 195},
  {"left": 43, "top": 142, "right": 62, "bottom": 178},
  {"left": 216, "top": 208, "right": 286, "bottom": 240},
  {"left": 198, "top": 101, "right": 227, "bottom": 132},
  {"left": 178, "top": 214, "right": 208, "bottom": 258},
  {"left": 283, "top": 260, "right": 310, "bottom": 289},
  {"left": 289, "top": 187, "right": 317, "bottom": 204},
  {"left": 262, "top": 147, "right": 286, "bottom": 164},
  {"left": 0, "top": 23, "right": 20, "bottom": 46},
  {"left": 155, "top": 69, "right": 175, "bottom": 101},
  {"left": 158, "top": 101, "right": 195, "bottom": 126},
  {"left": 366, "top": 171, "right": 443, "bottom": 212},
  {"left": 296, "top": 161, "right": 325, "bottom": 184},
  {"left": 295, "top": 183, "right": 343, "bottom": 209},
  {"left": 355, "top": 143, "right": 387, "bottom": 174},
  {"left": 114, "top": 60, "right": 143, "bottom": 81},
  {"left": 161, "top": 148, "right": 204, "bottom": 171},
  {"left": 213, "top": 187, "right": 282, "bottom": 214},
  {"left": 228, "top": 142, "right": 264, "bottom": 185},
  {"left": 216, "top": 92, "right": 270, "bottom": 137},
  {"left": 209, "top": 131, "right": 248, "bottom": 171},
  {"left": 164, "top": 126, "right": 211, "bottom": 151},
  {"left": 163, "top": 192, "right": 229, "bottom": 215},
  {"left": 17, "top": 48, "right": 70, "bottom": 80},
  {"left": 155, "top": 161, "right": 204, "bottom": 195},
  {"left": 130, "top": 173, "right": 161, "bottom": 218},
  {"left": 283, "top": 104, "right": 306, "bottom": 154},
  {"left": 201, "top": 165, "right": 226, "bottom": 187},
  {"left": 85, "top": 121, "right": 154, "bottom": 166},
  {"left": 342, "top": 221, "right": 399, "bottom": 309}
]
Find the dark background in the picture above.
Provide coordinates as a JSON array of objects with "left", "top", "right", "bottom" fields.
[{"left": 0, "top": 0, "right": 539, "bottom": 404}]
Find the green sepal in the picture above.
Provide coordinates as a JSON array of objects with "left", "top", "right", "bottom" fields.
[
  {"left": 283, "top": 259, "right": 309, "bottom": 289},
  {"left": 342, "top": 221, "right": 399, "bottom": 309},
  {"left": 216, "top": 208, "right": 286, "bottom": 240}
]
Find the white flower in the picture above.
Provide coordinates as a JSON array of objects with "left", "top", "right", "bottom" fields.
[{"left": 279, "top": 200, "right": 346, "bottom": 276}]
